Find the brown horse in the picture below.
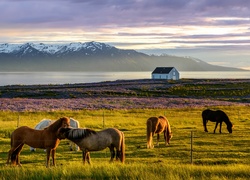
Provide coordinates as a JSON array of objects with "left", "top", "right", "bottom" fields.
[
  {"left": 146, "top": 116, "right": 172, "bottom": 149},
  {"left": 30, "top": 118, "right": 80, "bottom": 152},
  {"left": 202, "top": 109, "right": 233, "bottom": 133},
  {"left": 57, "top": 127, "right": 125, "bottom": 164},
  {"left": 6, "top": 117, "right": 70, "bottom": 167}
]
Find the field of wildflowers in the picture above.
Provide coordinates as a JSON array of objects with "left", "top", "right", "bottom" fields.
[{"left": 0, "top": 79, "right": 249, "bottom": 112}]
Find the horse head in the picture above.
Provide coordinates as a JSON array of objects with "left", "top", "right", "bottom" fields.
[
  {"left": 227, "top": 124, "right": 233, "bottom": 133},
  {"left": 57, "top": 127, "right": 71, "bottom": 140},
  {"left": 166, "top": 132, "right": 173, "bottom": 145},
  {"left": 60, "top": 117, "right": 71, "bottom": 128}
]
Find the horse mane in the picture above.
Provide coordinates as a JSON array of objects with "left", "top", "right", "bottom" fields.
[
  {"left": 66, "top": 128, "right": 96, "bottom": 139},
  {"left": 158, "top": 116, "right": 172, "bottom": 135},
  {"left": 35, "top": 119, "right": 53, "bottom": 130},
  {"left": 158, "top": 115, "right": 167, "bottom": 120},
  {"left": 47, "top": 117, "right": 69, "bottom": 132},
  {"left": 222, "top": 111, "right": 233, "bottom": 127}
]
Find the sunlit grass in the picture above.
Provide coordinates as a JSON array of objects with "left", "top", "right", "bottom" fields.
[{"left": 1, "top": 106, "right": 250, "bottom": 179}]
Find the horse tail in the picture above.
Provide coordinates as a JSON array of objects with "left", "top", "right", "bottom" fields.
[
  {"left": 6, "top": 133, "right": 14, "bottom": 165},
  {"left": 10, "top": 150, "right": 18, "bottom": 165},
  {"left": 146, "top": 118, "right": 153, "bottom": 148},
  {"left": 202, "top": 109, "right": 210, "bottom": 132},
  {"left": 120, "top": 132, "right": 125, "bottom": 163}
]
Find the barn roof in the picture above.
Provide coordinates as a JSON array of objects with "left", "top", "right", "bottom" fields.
[{"left": 152, "top": 67, "right": 175, "bottom": 74}]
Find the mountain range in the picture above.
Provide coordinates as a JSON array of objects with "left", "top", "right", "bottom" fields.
[{"left": 0, "top": 41, "right": 244, "bottom": 71}]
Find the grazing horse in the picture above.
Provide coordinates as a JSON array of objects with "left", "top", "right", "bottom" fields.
[
  {"left": 146, "top": 116, "right": 172, "bottom": 149},
  {"left": 6, "top": 117, "right": 70, "bottom": 167},
  {"left": 57, "top": 127, "right": 125, "bottom": 164},
  {"left": 30, "top": 118, "right": 80, "bottom": 152},
  {"left": 202, "top": 109, "right": 233, "bottom": 133}
]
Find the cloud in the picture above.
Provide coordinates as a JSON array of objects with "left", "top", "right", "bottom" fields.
[
  {"left": 1, "top": 0, "right": 249, "bottom": 28},
  {"left": 0, "top": 0, "right": 250, "bottom": 69}
]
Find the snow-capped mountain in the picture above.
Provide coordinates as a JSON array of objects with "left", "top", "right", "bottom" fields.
[
  {"left": 0, "top": 41, "right": 114, "bottom": 56},
  {"left": 0, "top": 41, "right": 243, "bottom": 72}
]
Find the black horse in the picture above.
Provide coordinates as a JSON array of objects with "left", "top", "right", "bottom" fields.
[{"left": 202, "top": 109, "right": 233, "bottom": 133}]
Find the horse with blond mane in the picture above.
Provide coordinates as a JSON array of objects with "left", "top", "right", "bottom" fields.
[
  {"left": 146, "top": 116, "right": 172, "bottom": 149},
  {"left": 6, "top": 117, "right": 70, "bottom": 167},
  {"left": 57, "top": 127, "right": 125, "bottom": 164}
]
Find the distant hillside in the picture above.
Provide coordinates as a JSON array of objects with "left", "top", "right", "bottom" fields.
[{"left": 0, "top": 41, "right": 244, "bottom": 71}]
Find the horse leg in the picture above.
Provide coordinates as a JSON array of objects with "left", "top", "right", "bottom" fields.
[
  {"left": 203, "top": 119, "right": 209, "bottom": 132},
  {"left": 6, "top": 149, "right": 12, "bottom": 165},
  {"left": 214, "top": 122, "right": 219, "bottom": 133},
  {"left": 51, "top": 149, "right": 56, "bottom": 166},
  {"left": 83, "top": 150, "right": 91, "bottom": 164},
  {"left": 219, "top": 122, "right": 222, "bottom": 133},
  {"left": 7, "top": 143, "right": 23, "bottom": 166},
  {"left": 86, "top": 152, "right": 91, "bottom": 164},
  {"left": 147, "top": 132, "right": 152, "bottom": 149},
  {"left": 46, "top": 148, "right": 52, "bottom": 168},
  {"left": 156, "top": 134, "right": 160, "bottom": 146},
  {"left": 11, "top": 152, "right": 17, "bottom": 166},
  {"left": 15, "top": 144, "right": 24, "bottom": 166},
  {"left": 6, "top": 149, "right": 17, "bottom": 166},
  {"left": 82, "top": 151, "right": 86, "bottom": 164},
  {"left": 164, "top": 131, "right": 168, "bottom": 146},
  {"left": 109, "top": 146, "right": 115, "bottom": 162},
  {"left": 116, "top": 149, "right": 120, "bottom": 161}
]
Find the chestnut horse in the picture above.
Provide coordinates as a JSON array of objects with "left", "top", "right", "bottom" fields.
[
  {"left": 202, "top": 109, "right": 233, "bottom": 133},
  {"left": 146, "top": 116, "right": 172, "bottom": 149},
  {"left": 6, "top": 117, "right": 70, "bottom": 167},
  {"left": 57, "top": 127, "right": 125, "bottom": 164},
  {"left": 30, "top": 118, "right": 80, "bottom": 151}
]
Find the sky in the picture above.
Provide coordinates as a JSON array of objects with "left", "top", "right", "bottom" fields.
[{"left": 0, "top": 0, "right": 250, "bottom": 70}]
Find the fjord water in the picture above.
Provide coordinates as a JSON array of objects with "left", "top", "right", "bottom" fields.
[{"left": 0, "top": 71, "right": 249, "bottom": 86}]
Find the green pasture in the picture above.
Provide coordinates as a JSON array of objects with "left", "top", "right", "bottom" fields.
[{"left": 1, "top": 106, "right": 250, "bottom": 179}]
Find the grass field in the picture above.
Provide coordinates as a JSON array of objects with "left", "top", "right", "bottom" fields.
[{"left": 1, "top": 106, "right": 250, "bottom": 179}]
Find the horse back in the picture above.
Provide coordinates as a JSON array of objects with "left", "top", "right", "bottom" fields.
[
  {"left": 202, "top": 109, "right": 217, "bottom": 122},
  {"left": 34, "top": 120, "right": 53, "bottom": 130},
  {"left": 147, "top": 117, "right": 160, "bottom": 133},
  {"left": 79, "top": 128, "right": 122, "bottom": 151},
  {"left": 202, "top": 109, "right": 229, "bottom": 123},
  {"left": 156, "top": 116, "right": 168, "bottom": 133},
  {"left": 11, "top": 126, "right": 59, "bottom": 149},
  {"left": 102, "top": 128, "right": 122, "bottom": 142}
]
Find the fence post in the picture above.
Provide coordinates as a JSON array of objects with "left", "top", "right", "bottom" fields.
[
  {"left": 17, "top": 115, "right": 20, "bottom": 127},
  {"left": 190, "top": 131, "right": 193, "bottom": 164},
  {"left": 103, "top": 111, "right": 105, "bottom": 128},
  {"left": 238, "top": 110, "right": 240, "bottom": 121}
]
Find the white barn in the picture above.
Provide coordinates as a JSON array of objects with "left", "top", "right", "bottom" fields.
[{"left": 151, "top": 67, "right": 180, "bottom": 80}]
